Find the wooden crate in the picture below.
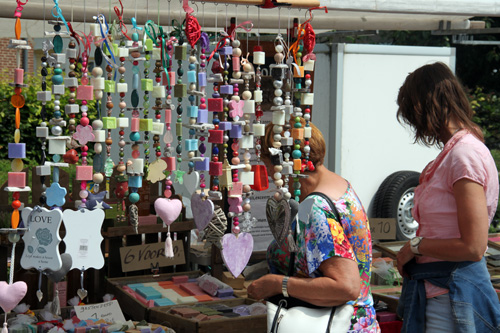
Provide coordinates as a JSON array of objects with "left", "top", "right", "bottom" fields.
[
  {"left": 148, "top": 298, "right": 266, "bottom": 333},
  {"left": 372, "top": 241, "right": 407, "bottom": 259},
  {"left": 106, "top": 271, "right": 202, "bottom": 321}
]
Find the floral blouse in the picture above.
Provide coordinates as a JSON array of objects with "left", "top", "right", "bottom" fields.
[{"left": 267, "top": 183, "right": 380, "bottom": 332}]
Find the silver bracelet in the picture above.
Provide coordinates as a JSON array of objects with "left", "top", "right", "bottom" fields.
[{"left": 282, "top": 276, "right": 290, "bottom": 297}]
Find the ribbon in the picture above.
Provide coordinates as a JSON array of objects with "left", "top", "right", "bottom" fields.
[
  {"left": 229, "top": 20, "right": 253, "bottom": 41},
  {"left": 170, "top": 19, "right": 185, "bottom": 41},
  {"left": 144, "top": 20, "right": 158, "bottom": 45},
  {"left": 96, "top": 14, "right": 119, "bottom": 80},
  {"left": 52, "top": 0, "right": 69, "bottom": 33},
  {"left": 14, "top": 0, "right": 28, "bottom": 18},
  {"left": 114, "top": 0, "right": 131, "bottom": 40},
  {"left": 131, "top": 17, "right": 143, "bottom": 31},
  {"left": 300, "top": 6, "right": 328, "bottom": 62},
  {"left": 207, "top": 37, "right": 227, "bottom": 63}
]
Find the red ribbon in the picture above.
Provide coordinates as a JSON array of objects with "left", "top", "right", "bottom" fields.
[{"left": 114, "top": 0, "right": 131, "bottom": 41}]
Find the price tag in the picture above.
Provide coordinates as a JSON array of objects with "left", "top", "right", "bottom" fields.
[
  {"left": 370, "top": 218, "right": 396, "bottom": 240},
  {"left": 119, "top": 240, "right": 185, "bottom": 272},
  {"left": 75, "top": 300, "right": 126, "bottom": 324}
]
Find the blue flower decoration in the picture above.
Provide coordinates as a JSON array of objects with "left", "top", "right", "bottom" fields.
[{"left": 46, "top": 183, "right": 67, "bottom": 207}]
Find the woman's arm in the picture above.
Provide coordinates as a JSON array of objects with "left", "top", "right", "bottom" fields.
[
  {"left": 397, "top": 178, "right": 490, "bottom": 274},
  {"left": 247, "top": 256, "right": 360, "bottom": 307}
]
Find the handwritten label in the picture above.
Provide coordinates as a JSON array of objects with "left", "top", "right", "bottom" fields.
[
  {"left": 75, "top": 300, "right": 126, "bottom": 323},
  {"left": 370, "top": 218, "right": 396, "bottom": 240},
  {"left": 119, "top": 240, "right": 185, "bottom": 272}
]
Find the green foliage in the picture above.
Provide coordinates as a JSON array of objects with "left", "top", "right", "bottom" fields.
[
  {"left": 0, "top": 72, "right": 96, "bottom": 163},
  {"left": 469, "top": 87, "right": 500, "bottom": 150}
]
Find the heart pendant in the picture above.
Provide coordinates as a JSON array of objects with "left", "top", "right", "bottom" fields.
[
  {"left": 77, "top": 288, "right": 88, "bottom": 300},
  {"left": 36, "top": 289, "right": 43, "bottom": 302},
  {"left": 266, "top": 197, "right": 292, "bottom": 245},
  {"left": 191, "top": 193, "right": 214, "bottom": 231},
  {"left": 221, "top": 232, "right": 254, "bottom": 278}
]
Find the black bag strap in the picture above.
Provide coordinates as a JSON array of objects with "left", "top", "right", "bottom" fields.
[{"left": 287, "top": 192, "right": 341, "bottom": 276}]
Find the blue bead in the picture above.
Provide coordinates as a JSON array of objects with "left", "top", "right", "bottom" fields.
[
  {"left": 54, "top": 111, "right": 61, "bottom": 118},
  {"left": 132, "top": 32, "right": 139, "bottom": 42},
  {"left": 188, "top": 95, "right": 195, "bottom": 102},
  {"left": 130, "top": 132, "right": 141, "bottom": 141},
  {"left": 213, "top": 118, "right": 220, "bottom": 125},
  {"left": 189, "top": 64, "right": 196, "bottom": 70},
  {"left": 213, "top": 52, "right": 220, "bottom": 59},
  {"left": 213, "top": 178, "right": 219, "bottom": 185},
  {"left": 51, "top": 75, "right": 63, "bottom": 85},
  {"left": 188, "top": 161, "right": 195, "bottom": 168},
  {"left": 213, "top": 147, "right": 219, "bottom": 154},
  {"left": 53, "top": 154, "right": 61, "bottom": 162},
  {"left": 189, "top": 129, "right": 196, "bottom": 135},
  {"left": 129, "top": 192, "right": 140, "bottom": 203},
  {"left": 292, "top": 150, "right": 302, "bottom": 159}
]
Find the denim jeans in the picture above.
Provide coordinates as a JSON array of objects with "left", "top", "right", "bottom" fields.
[
  {"left": 398, "top": 258, "right": 500, "bottom": 333},
  {"left": 425, "top": 293, "right": 456, "bottom": 333}
]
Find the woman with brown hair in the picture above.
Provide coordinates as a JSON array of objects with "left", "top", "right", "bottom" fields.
[
  {"left": 395, "top": 62, "right": 500, "bottom": 332},
  {"left": 247, "top": 120, "right": 380, "bottom": 332}
]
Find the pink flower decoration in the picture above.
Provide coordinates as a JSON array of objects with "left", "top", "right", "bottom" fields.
[
  {"left": 73, "top": 125, "right": 95, "bottom": 145},
  {"left": 228, "top": 99, "right": 244, "bottom": 118}
]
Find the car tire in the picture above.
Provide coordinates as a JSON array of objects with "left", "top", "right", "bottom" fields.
[{"left": 373, "top": 171, "right": 420, "bottom": 240}]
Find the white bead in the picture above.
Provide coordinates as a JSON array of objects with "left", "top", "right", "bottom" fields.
[
  {"left": 273, "top": 172, "right": 282, "bottom": 180},
  {"left": 305, "top": 79, "right": 312, "bottom": 86},
  {"left": 273, "top": 80, "right": 283, "bottom": 89},
  {"left": 274, "top": 89, "right": 283, "bottom": 97},
  {"left": 274, "top": 179, "right": 284, "bottom": 187},
  {"left": 189, "top": 83, "right": 196, "bottom": 90},
  {"left": 273, "top": 125, "right": 283, "bottom": 133},
  {"left": 275, "top": 44, "right": 284, "bottom": 53},
  {"left": 232, "top": 71, "right": 242, "bottom": 79},
  {"left": 304, "top": 114, "right": 311, "bottom": 121},
  {"left": 232, "top": 40, "right": 241, "bottom": 48},
  {"left": 274, "top": 165, "right": 283, "bottom": 172},
  {"left": 242, "top": 91, "right": 252, "bottom": 100},
  {"left": 303, "top": 146, "right": 311, "bottom": 153},
  {"left": 92, "top": 119, "right": 103, "bottom": 130},
  {"left": 284, "top": 192, "right": 292, "bottom": 200},
  {"left": 232, "top": 48, "right": 242, "bottom": 57},
  {"left": 273, "top": 134, "right": 281, "bottom": 141},
  {"left": 231, "top": 95, "right": 241, "bottom": 102}
]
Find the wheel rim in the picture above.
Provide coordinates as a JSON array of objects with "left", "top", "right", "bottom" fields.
[{"left": 397, "top": 187, "right": 419, "bottom": 239}]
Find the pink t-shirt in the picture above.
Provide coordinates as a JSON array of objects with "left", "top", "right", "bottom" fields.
[{"left": 413, "top": 130, "right": 499, "bottom": 298}]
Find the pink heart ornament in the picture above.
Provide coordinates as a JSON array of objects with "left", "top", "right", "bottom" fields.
[
  {"left": 191, "top": 193, "right": 214, "bottom": 231},
  {"left": 0, "top": 281, "right": 28, "bottom": 313},
  {"left": 154, "top": 198, "right": 182, "bottom": 226},
  {"left": 221, "top": 232, "right": 254, "bottom": 278}
]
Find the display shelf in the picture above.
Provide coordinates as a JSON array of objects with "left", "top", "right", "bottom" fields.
[{"left": 148, "top": 298, "right": 266, "bottom": 333}]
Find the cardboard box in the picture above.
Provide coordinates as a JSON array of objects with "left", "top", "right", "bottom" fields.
[{"left": 148, "top": 298, "right": 266, "bottom": 333}]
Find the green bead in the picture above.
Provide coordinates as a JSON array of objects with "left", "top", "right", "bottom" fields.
[
  {"left": 177, "top": 118, "right": 182, "bottom": 122},
  {"left": 177, "top": 157, "right": 182, "bottom": 163},
  {"left": 120, "top": 78, "right": 125, "bottom": 83},
  {"left": 295, "top": 117, "right": 301, "bottom": 122},
  {"left": 129, "top": 192, "right": 140, "bottom": 203},
  {"left": 131, "top": 90, "right": 139, "bottom": 107},
  {"left": 144, "top": 149, "right": 150, "bottom": 155},
  {"left": 294, "top": 122, "right": 302, "bottom": 128},
  {"left": 294, "top": 189, "right": 301, "bottom": 196},
  {"left": 119, "top": 152, "right": 124, "bottom": 157},
  {"left": 294, "top": 144, "right": 301, "bottom": 150},
  {"left": 223, "top": 143, "right": 228, "bottom": 148},
  {"left": 53, "top": 35, "right": 63, "bottom": 53},
  {"left": 296, "top": 52, "right": 302, "bottom": 58},
  {"left": 53, "top": 68, "right": 63, "bottom": 75}
]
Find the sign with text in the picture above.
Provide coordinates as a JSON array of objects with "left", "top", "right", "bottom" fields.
[
  {"left": 370, "top": 218, "right": 397, "bottom": 240},
  {"left": 119, "top": 240, "right": 185, "bottom": 272},
  {"left": 75, "top": 300, "right": 126, "bottom": 323}
]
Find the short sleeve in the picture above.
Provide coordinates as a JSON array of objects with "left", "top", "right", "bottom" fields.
[
  {"left": 304, "top": 196, "right": 356, "bottom": 276},
  {"left": 447, "top": 140, "right": 489, "bottom": 187}
]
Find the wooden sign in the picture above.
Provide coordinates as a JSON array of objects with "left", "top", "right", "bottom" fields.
[
  {"left": 20, "top": 207, "right": 63, "bottom": 271},
  {"left": 119, "top": 240, "right": 185, "bottom": 272},
  {"left": 63, "top": 209, "right": 105, "bottom": 270},
  {"left": 369, "top": 218, "right": 397, "bottom": 240},
  {"left": 75, "top": 300, "right": 126, "bottom": 323}
]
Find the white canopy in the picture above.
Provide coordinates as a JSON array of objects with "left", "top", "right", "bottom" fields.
[{"left": 0, "top": 0, "right": 498, "bottom": 38}]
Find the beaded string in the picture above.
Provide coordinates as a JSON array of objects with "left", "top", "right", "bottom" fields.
[
  {"left": 196, "top": 32, "right": 210, "bottom": 194},
  {"left": 7, "top": 0, "right": 31, "bottom": 230}
]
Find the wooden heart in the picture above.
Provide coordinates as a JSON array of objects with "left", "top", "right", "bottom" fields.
[
  {"left": 0, "top": 281, "right": 28, "bottom": 313},
  {"left": 266, "top": 197, "right": 291, "bottom": 245},
  {"left": 184, "top": 171, "right": 200, "bottom": 195},
  {"left": 221, "top": 232, "right": 254, "bottom": 278},
  {"left": 191, "top": 193, "right": 214, "bottom": 231},
  {"left": 45, "top": 253, "right": 72, "bottom": 283}
]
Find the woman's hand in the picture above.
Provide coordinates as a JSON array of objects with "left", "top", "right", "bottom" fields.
[
  {"left": 247, "top": 274, "right": 281, "bottom": 300},
  {"left": 396, "top": 241, "right": 415, "bottom": 277}
]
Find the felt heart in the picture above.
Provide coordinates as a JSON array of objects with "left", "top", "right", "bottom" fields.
[
  {"left": 154, "top": 198, "right": 182, "bottom": 226},
  {"left": 266, "top": 196, "right": 291, "bottom": 246},
  {"left": 0, "top": 281, "right": 28, "bottom": 313},
  {"left": 184, "top": 172, "right": 200, "bottom": 195},
  {"left": 191, "top": 193, "right": 214, "bottom": 231},
  {"left": 221, "top": 232, "right": 254, "bottom": 278},
  {"left": 45, "top": 253, "right": 73, "bottom": 283}
]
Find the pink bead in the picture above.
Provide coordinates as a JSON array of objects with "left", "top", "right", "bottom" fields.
[
  {"left": 233, "top": 221, "right": 239, "bottom": 226},
  {"left": 231, "top": 157, "right": 240, "bottom": 165},
  {"left": 79, "top": 190, "right": 88, "bottom": 199},
  {"left": 200, "top": 183, "right": 206, "bottom": 188},
  {"left": 82, "top": 152, "right": 88, "bottom": 157},
  {"left": 200, "top": 104, "right": 206, "bottom": 109},
  {"left": 200, "top": 98, "right": 206, "bottom": 103},
  {"left": 80, "top": 117, "right": 89, "bottom": 126},
  {"left": 166, "top": 180, "right": 173, "bottom": 186},
  {"left": 156, "top": 114, "right": 161, "bottom": 119},
  {"left": 165, "top": 109, "right": 171, "bottom": 123},
  {"left": 164, "top": 189, "right": 172, "bottom": 197},
  {"left": 131, "top": 118, "right": 140, "bottom": 132},
  {"left": 119, "top": 102, "right": 127, "bottom": 109},
  {"left": 132, "top": 150, "right": 140, "bottom": 158},
  {"left": 81, "top": 198, "right": 87, "bottom": 203},
  {"left": 232, "top": 226, "right": 240, "bottom": 234}
]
